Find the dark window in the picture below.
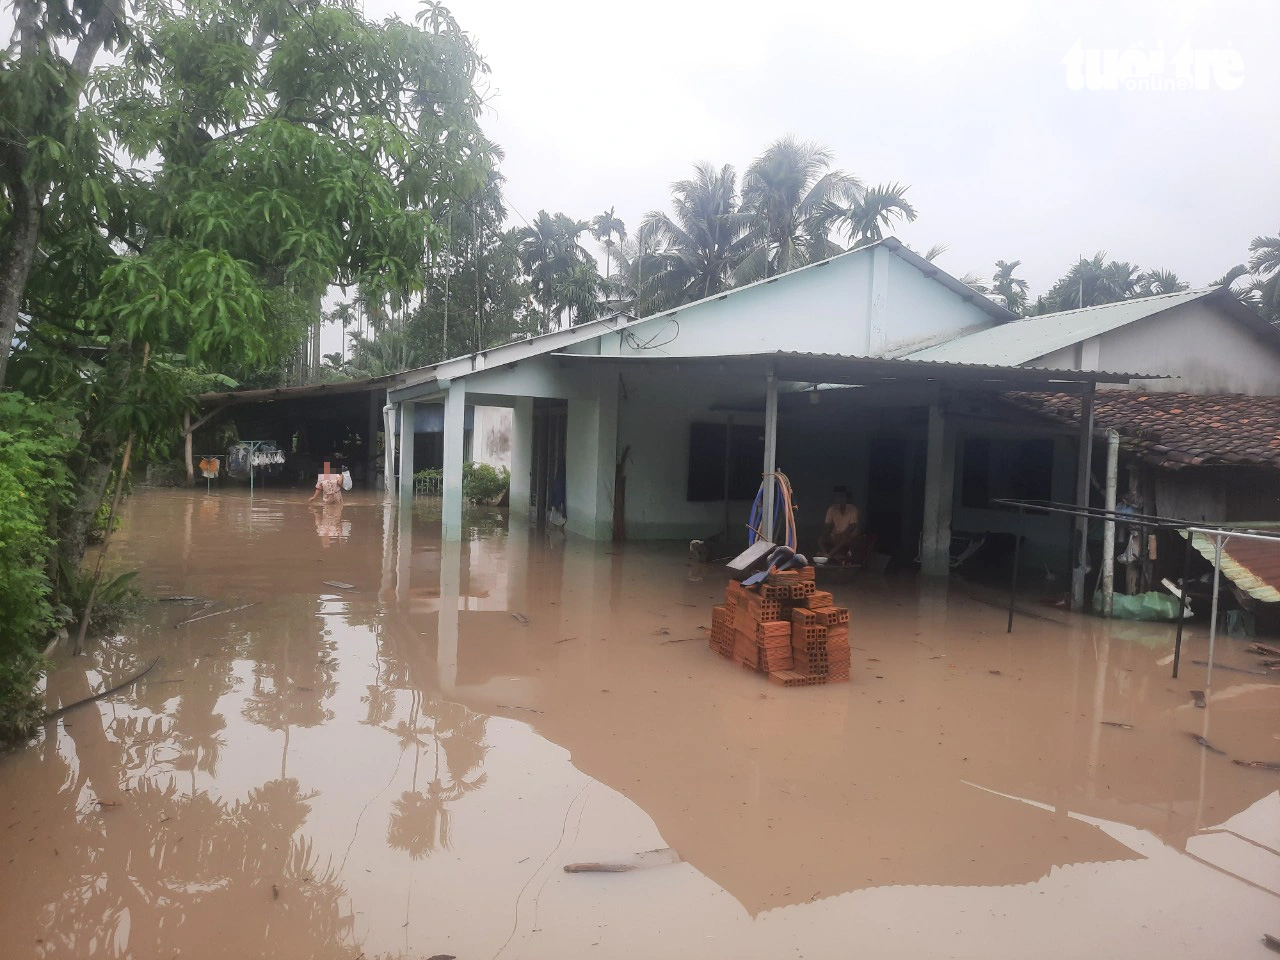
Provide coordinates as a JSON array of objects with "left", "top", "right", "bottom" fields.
[
  {"left": 687, "top": 422, "right": 765, "bottom": 501},
  {"left": 961, "top": 437, "right": 1054, "bottom": 508}
]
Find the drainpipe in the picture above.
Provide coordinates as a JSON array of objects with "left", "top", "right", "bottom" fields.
[{"left": 1101, "top": 428, "right": 1119, "bottom": 616}]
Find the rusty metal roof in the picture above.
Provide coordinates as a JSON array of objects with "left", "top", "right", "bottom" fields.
[{"left": 1184, "top": 527, "right": 1280, "bottom": 603}]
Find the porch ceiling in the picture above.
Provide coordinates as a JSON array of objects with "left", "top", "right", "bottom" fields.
[{"left": 549, "top": 350, "right": 1150, "bottom": 388}]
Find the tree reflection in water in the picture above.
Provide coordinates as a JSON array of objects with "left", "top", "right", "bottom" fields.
[{"left": 385, "top": 690, "right": 489, "bottom": 859}]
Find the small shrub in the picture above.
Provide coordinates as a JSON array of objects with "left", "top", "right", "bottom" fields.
[
  {"left": 462, "top": 462, "right": 509, "bottom": 504},
  {"left": 0, "top": 647, "right": 45, "bottom": 746}
]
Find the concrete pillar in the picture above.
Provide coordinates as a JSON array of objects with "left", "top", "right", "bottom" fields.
[
  {"left": 437, "top": 539, "right": 460, "bottom": 691},
  {"left": 921, "top": 403, "right": 956, "bottom": 577},
  {"left": 763, "top": 368, "right": 778, "bottom": 538},
  {"left": 397, "top": 401, "right": 415, "bottom": 507},
  {"left": 442, "top": 379, "right": 467, "bottom": 541},
  {"left": 509, "top": 397, "right": 533, "bottom": 518},
  {"left": 564, "top": 379, "right": 619, "bottom": 540}
]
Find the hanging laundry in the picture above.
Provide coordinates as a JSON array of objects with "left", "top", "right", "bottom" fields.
[{"left": 199, "top": 457, "right": 220, "bottom": 479}]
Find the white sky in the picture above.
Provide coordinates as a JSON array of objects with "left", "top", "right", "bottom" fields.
[{"left": 364, "top": 0, "right": 1279, "bottom": 300}]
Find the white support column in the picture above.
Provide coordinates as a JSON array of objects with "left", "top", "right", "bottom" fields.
[
  {"left": 442, "top": 379, "right": 467, "bottom": 541},
  {"left": 437, "top": 539, "right": 460, "bottom": 690},
  {"left": 762, "top": 366, "right": 778, "bottom": 539},
  {"left": 509, "top": 397, "right": 533, "bottom": 518},
  {"left": 397, "top": 401, "right": 415, "bottom": 508},
  {"left": 921, "top": 403, "right": 956, "bottom": 577}
]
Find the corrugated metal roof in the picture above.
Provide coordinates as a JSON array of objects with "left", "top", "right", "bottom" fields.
[
  {"left": 551, "top": 350, "right": 1150, "bottom": 385},
  {"left": 1184, "top": 528, "right": 1280, "bottom": 603},
  {"left": 906, "top": 288, "right": 1217, "bottom": 366}
]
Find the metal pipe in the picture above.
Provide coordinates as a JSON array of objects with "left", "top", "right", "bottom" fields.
[
  {"left": 1206, "top": 534, "right": 1223, "bottom": 689},
  {"left": 763, "top": 366, "right": 778, "bottom": 539},
  {"left": 1071, "top": 386, "right": 1096, "bottom": 611},
  {"left": 1101, "top": 429, "right": 1119, "bottom": 616},
  {"left": 1172, "top": 529, "right": 1194, "bottom": 679}
]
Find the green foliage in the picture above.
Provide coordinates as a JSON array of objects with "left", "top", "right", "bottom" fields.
[
  {"left": 0, "top": 646, "right": 46, "bottom": 747},
  {"left": 56, "top": 558, "right": 141, "bottom": 636},
  {"left": 412, "top": 463, "right": 508, "bottom": 503},
  {"left": 0, "top": 392, "right": 77, "bottom": 745},
  {"left": 462, "top": 462, "right": 509, "bottom": 504},
  {"left": 0, "top": 393, "right": 76, "bottom": 657}
]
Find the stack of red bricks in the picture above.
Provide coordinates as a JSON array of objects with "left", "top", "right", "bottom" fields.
[{"left": 708, "top": 566, "right": 850, "bottom": 686}]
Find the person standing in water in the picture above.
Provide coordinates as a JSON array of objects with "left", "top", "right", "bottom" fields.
[{"left": 309, "top": 461, "right": 344, "bottom": 506}]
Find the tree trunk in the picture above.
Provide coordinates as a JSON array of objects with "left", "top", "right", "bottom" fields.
[
  {"left": 0, "top": 175, "right": 41, "bottom": 388},
  {"left": 184, "top": 412, "right": 194, "bottom": 486}
]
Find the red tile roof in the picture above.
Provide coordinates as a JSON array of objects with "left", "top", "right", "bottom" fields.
[{"left": 1009, "top": 391, "right": 1280, "bottom": 470}]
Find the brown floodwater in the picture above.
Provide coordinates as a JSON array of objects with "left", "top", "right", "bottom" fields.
[{"left": 2, "top": 489, "right": 1278, "bottom": 959}]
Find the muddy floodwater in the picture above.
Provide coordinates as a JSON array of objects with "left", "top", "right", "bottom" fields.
[{"left": 2, "top": 490, "right": 1279, "bottom": 959}]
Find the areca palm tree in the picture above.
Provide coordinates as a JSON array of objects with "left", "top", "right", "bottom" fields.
[
  {"left": 737, "top": 137, "right": 861, "bottom": 283},
  {"left": 555, "top": 259, "right": 606, "bottom": 325},
  {"left": 515, "top": 210, "right": 592, "bottom": 332},
  {"left": 633, "top": 162, "right": 753, "bottom": 310},
  {"left": 1248, "top": 231, "right": 1280, "bottom": 321},
  {"left": 991, "top": 259, "right": 1029, "bottom": 314},
  {"left": 1137, "top": 269, "right": 1189, "bottom": 296},
  {"left": 590, "top": 206, "right": 627, "bottom": 284},
  {"left": 814, "top": 181, "right": 917, "bottom": 249}
]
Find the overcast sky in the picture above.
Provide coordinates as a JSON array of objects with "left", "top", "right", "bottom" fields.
[{"left": 367, "top": 0, "right": 1278, "bottom": 298}]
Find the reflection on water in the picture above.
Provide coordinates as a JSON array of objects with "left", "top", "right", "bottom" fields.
[{"left": 1, "top": 489, "right": 1278, "bottom": 959}]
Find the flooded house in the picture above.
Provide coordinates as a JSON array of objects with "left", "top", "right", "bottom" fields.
[{"left": 385, "top": 239, "right": 1280, "bottom": 605}]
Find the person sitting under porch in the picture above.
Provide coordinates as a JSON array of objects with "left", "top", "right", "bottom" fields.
[{"left": 819, "top": 486, "right": 868, "bottom": 563}]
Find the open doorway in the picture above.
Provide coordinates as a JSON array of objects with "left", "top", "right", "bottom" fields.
[{"left": 530, "top": 399, "right": 567, "bottom": 527}]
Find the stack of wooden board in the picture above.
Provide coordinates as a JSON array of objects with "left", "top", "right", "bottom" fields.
[{"left": 708, "top": 568, "right": 851, "bottom": 686}]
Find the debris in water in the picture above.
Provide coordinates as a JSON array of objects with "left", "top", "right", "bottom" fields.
[
  {"left": 1190, "top": 659, "right": 1269, "bottom": 677},
  {"left": 1100, "top": 721, "right": 1133, "bottom": 729},
  {"left": 497, "top": 704, "right": 544, "bottom": 714},
  {"left": 661, "top": 637, "right": 695, "bottom": 644},
  {"left": 988, "top": 670, "right": 1002, "bottom": 676},
  {"left": 511, "top": 612, "right": 530, "bottom": 625},
  {"left": 272, "top": 884, "right": 279, "bottom": 900},
  {"left": 1263, "top": 934, "right": 1280, "bottom": 954},
  {"left": 159, "top": 596, "right": 199, "bottom": 602},
  {"left": 322, "top": 580, "right": 355, "bottom": 590},
  {"left": 1248, "top": 642, "right": 1280, "bottom": 658},
  {"left": 652, "top": 627, "right": 670, "bottom": 636},
  {"left": 564, "top": 847, "right": 680, "bottom": 873},
  {"left": 1187, "top": 733, "right": 1226, "bottom": 755},
  {"left": 555, "top": 637, "right": 575, "bottom": 643},
  {"left": 1190, "top": 690, "right": 1206, "bottom": 709},
  {"left": 174, "top": 603, "right": 256, "bottom": 627},
  {"left": 1233, "top": 760, "right": 1280, "bottom": 772}
]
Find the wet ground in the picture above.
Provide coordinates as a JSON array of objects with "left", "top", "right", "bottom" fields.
[{"left": 2, "top": 489, "right": 1278, "bottom": 959}]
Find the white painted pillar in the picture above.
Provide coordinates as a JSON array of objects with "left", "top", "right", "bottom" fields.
[
  {"left": 437, "top": 539, "right": 460, "bottom": 690},
  {"left": 397, "top": 401, "right": 415, "bottom": 507},
  {"left": 762, "top": 367, "right": 778, "bottom": 539},
  {"left": 921, "top": 403, "right": 955, "bottom": 577},
  {"left": 509, "top": 397, "right": 533, "bottom": 518},
  {"left": 442, "top": 379, "right": 467, "bottom": 541}
]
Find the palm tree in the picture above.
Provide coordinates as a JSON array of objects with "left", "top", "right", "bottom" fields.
[
  {"left": 814, "top": 181, "right": 917, "bottom": 249},
  {"left": 590, "top": 206, "right": 627, "bottom": 285},
  {"left": 515, "top": 210, "right": 592, "bottom": 332},
  {"left": 991, "top": 259, "right": 1029, "bottom": 314},
  {"left": 1248, "top": 231, "right": 1280, "bottom": 321},
  {"left": 555, "top": 259, "right": 606, "bottom": 325},
  {"left": 633, "top": 162, "right": 753, "bottom": 310},
  {"left": 737, "top": 137, "right": 861, "bottom": 283},
  {"left": 1136, "top": 269, "right": 1189, "bottom": 296}
]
